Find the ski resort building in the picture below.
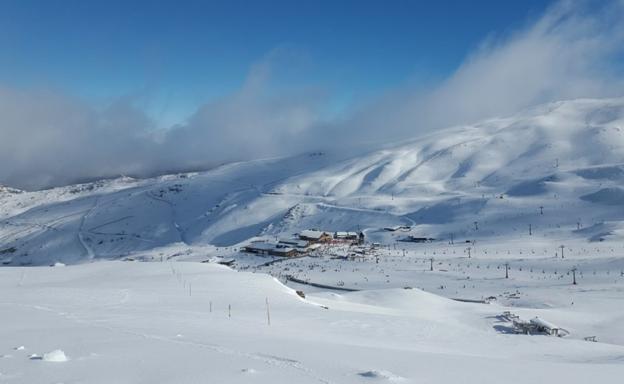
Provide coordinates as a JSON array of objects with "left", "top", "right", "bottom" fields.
[
  {"left": 334, "top": 231, "right": 358, "bottom": 241},
  {"left": 242, "top": 242, "right": 297, "bottom": 257},
  {"left": 402, "top": 236, "right": 435, "bottom": 243},
  {"left": 530, "top": 317, "right": 563, "bottom": 336},
  {"left": 278, "top": 238, "right": 310, "bottom": 250},
  {"left": 242, "top": 242, "right": 274, "bottom": 255},
  {"left": 334, "top": 231, "right": 365, "bottom": 245},
  {"left": 299, "top": 230, "right": 332, "bottom": 243},
  {"left": 271, "top": 246, "right": 297, "bottom": 257},
  {"left": 506, "top": 313, "right": 568, "bottom": 337}
]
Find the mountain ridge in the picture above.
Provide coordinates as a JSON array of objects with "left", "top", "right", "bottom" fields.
[{"left": 1, "top": 97, "right": 623, "bottom": 265}]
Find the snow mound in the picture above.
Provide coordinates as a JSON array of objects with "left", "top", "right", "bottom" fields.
[
  {"left": 506, "top": 175, "right": 558, "bottom": 196},
  {"left": 580, "top": 187, "right": 624, "bottom": 205},
  {"left": 42, "top": 349, "right": 68, "bottom": 362},
  {"left": 574, "top": 165, "right": 624, "bottom": 181},
  {"left": 358, "top": 370, "right": 405, "bottom": 381}
]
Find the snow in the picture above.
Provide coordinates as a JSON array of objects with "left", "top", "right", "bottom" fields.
[
  {"left": 358, "top": 370, "right": 405, "bottom": 382},
  {"left": 580, "top": 187, "right": 624, "bottom": 205},
  {"left": 42, "top": 349, "right": 68, "bottom": 362},
  {"left": 1, "top": 97, "right": 624, "bottom": 382},
  {"left": 1, "top": 98, "right": 624, "bottom": 266},
  {"left": 299, "top": 230, "right": 328, "bottom": 240},
  {"left": 0, "top": 261, "right": 623, "bottom": 383}
]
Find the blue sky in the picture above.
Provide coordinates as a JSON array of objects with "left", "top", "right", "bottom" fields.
[
  {"left": 3, "top": 0, "right": 624, "bottom": 189},
  {"left": 0, "top": 0, "right": 553, "bottom": 126}
]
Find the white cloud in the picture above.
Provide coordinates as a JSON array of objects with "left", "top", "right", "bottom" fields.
[
  {"left": 0, "top": 51, "right": 326, "bottom": 189},
  {"left": 0, "top": 87, "right": 155, "bottom": 189},
  {"left": 1, "top": 0, "right": 623, "bottom": 189},
  {"left": 159, "top": 54, "right": 326, "bottom": 169},
  {"left": 337, "top": 0, "right": 624, "bottom": 143}
]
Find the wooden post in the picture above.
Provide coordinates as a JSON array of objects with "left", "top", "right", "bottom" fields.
[
  {"left": 505, "top": 262, "right": 509, "bottom": 279},
  {"left": 209, "top": 301, "right": 212, "bottom": 313},
  {"left": 228, "top": 304, "right": 231, "bottom": 319},
  {"left": 430, "top": 257, "right": 434, "bottom": 271},
  {"left": 467, "top": 247, "right": 471, "bottom": 259},
  {"left": 266, "top": 297, "right": 271, "bottom": 326},
  {"left": 571, "top": 267, "right": 577, "bottom": 285},
  {"left": 560, "top": 245, "right": 565, "bottom": 259}
]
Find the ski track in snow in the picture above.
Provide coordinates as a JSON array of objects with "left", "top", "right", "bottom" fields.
[
  {"left": 144, "top": 190, "right": 191, "bottom": 245},
  {"left": 77, "top": 196, "right": 99, "bottom": 259}
]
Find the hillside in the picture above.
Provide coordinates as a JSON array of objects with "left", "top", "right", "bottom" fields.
[
  {"left": 1, "top": 97, "right": 624, "bottom": 266},
  {"left": 1, "top": 261, "right": 623, "bottom": 383},
  {"left": 2, "top": 98, "right": 624, "bottom": 383}
]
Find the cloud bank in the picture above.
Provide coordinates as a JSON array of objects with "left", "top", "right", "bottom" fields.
[
  {"left": 1, "top": 0, "right": 624, "bottom": 190},
  {"left": 337, "top": 0, "right": 624, "bottom": 142}
]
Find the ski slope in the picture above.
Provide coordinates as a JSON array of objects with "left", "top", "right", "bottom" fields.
[
  {"left": 1, "top": 97, "right": 624, "bottom": 382},
  {"left": 1, "top": 97, "right": 623, "bottom": 266},
  {"left": 1, "top": 261, "right": 623, "bottom": 383}
]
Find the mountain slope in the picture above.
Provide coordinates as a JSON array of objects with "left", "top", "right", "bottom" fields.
[
  {"left": 3, "top": 261, "right": 623, "bottom": 383},
  {"left": 1, "top": 97, "right": 624, "bottom": 265}
]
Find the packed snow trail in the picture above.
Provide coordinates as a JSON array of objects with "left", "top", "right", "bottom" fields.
[{"left": 77, "top": 196, "right": 99, "bottom": 259}]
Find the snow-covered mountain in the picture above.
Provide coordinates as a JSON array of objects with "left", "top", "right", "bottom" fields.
[{"left": 2, "top": 97, "right": 624, "bottom": 265}]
